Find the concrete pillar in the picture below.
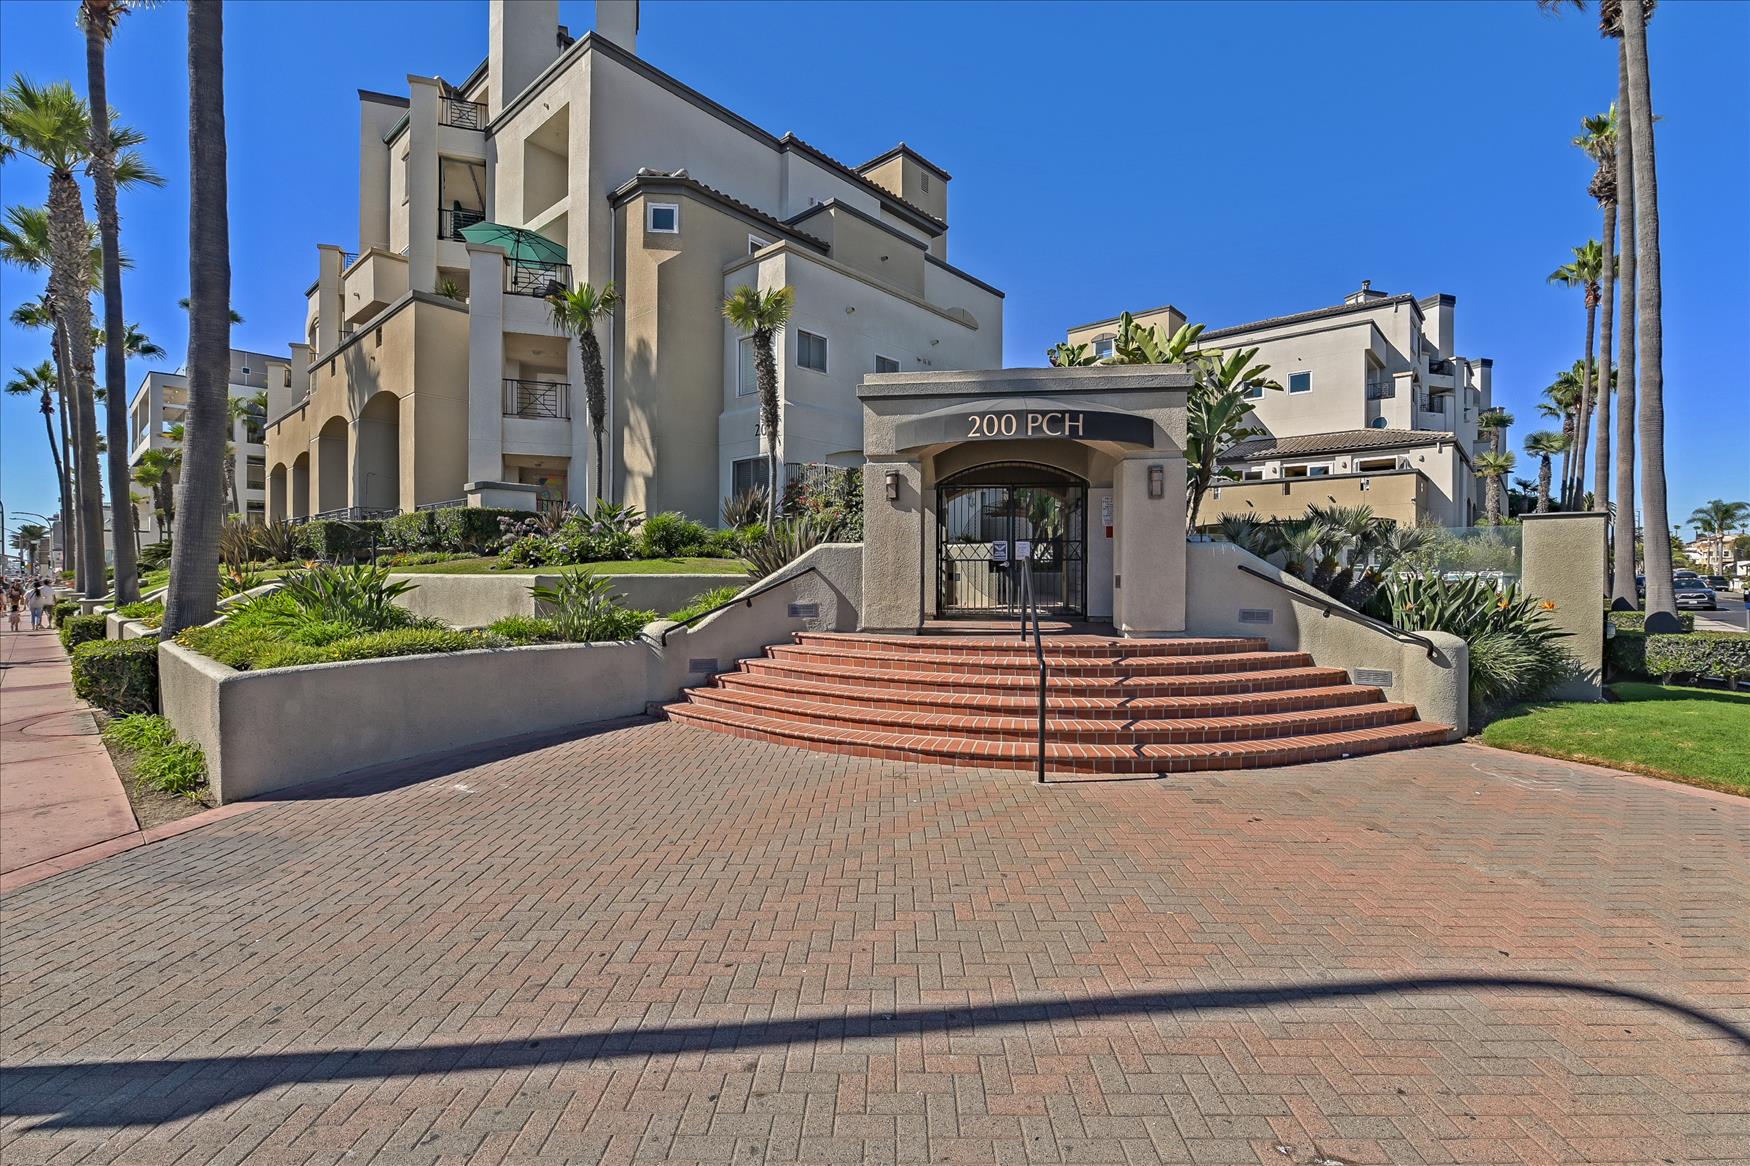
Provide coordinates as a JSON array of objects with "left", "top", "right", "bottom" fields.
[
  {"left": 406, "top": 76, "right": 441, "bottom": 295},
  {"left": 489, "top": 0, "right": 560, "bottom": 118},
  {"left": 1112, "top": 453, "right": 1187, "bottom": 637},
  {"left": 315, "top": 246, "right": 345, "bottom": 355},
  {"left": 1520, "top": 511, "right": 1607, "bottom": 700},
  {"left": 859, "top": 459, "right": 924, "bottom": 632},
  {"left": 465, "top": 245, "right": 507, "bottom": 485}
]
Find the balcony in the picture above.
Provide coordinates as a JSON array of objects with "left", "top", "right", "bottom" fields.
[
  {"left": 1365, "top": 381, "right": 1396, "bottom": 400},
  {"left": 439, "top": 96, "right": 486, "bottom": 131},
  {"left": 342, "top": 248, "right": 409, "bottom": 324},
  {"left": 506, "top": 260, "right": 571, "bottom": 298},
  {"left": 503, "top": 378, "right": 570, "bottom": 420},
  {"left": 439, "top": 207, "right": 486, "bottom": 242}
]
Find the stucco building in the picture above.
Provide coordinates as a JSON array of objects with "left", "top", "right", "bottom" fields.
[
  {"left": 1066, "top": 282, "right": 1496, "bottom": 528},
  {"left": 128, "top": 348, "right": 287, "bottom": 541},
  {"left": 264, "top": 0, "right": 1003, "bottom": 524}
]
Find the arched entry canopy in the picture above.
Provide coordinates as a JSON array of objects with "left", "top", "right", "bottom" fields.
[{"left": 891, "top": 396, "right": 1158, "bottom": 454}]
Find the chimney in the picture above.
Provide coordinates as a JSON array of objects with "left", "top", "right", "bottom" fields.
[
  {"left": 1345, "top": 279, "right": 1388, "bottom": 305},
  {"left": 489, "top": 0, "right": 560, "bottom": 117},
  {"left": 595, "top": 0, "right": 639, "bottom": 53}
]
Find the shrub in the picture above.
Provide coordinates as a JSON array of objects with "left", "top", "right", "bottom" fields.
[
  {"left": 297, "top": 518, "right": 383, "bottom": 563},
  {"left": 271, "top": 565, "right": 418, "bottom": 631},
  {"left": 71, "top": 638, "right": 159, "bottom": 714},
  {"left": 378, "top": 550, "right": 472, "bottom": 567},
  {"left": 1386, "top": 573, "right": 1574, "bottom": 715},
  {"left": 177, "top": 623, "right": 488, "bottom": 670},
  {"left": 1606, "top": 628, "right": 1648, "bottom": 678},
  {"left": 486, "top": 615, "right": 563, "bottom": 645},
  {"left": 530, "top": 573, "right": 653, "bottom": 642},
  {"left": 253, "top": 520, "right": 304, "bottom": 563},
  {"left": 783, "top": 464, "right": 863, "bottom": 539},
  {"left": 1644, "top": 632, "right": 1750, "bottom": 684},
  {"left": 434, "top": 507, "right": 524, "bottom": 554},
  {"left": 117, "top": 600, "right": 164, "bottom": 628},
  {"left": 137, "top": 540, "right": 174, "bottom": 569},
  {"left": 381, "top": 510, "right": 441, "bottom": 552},
  {"left": 721, "top": 487, "right": 766, "bottom": 529},
  {"left": 59, "top": 612, "right": 109, "bottom": 652},
  {"left": 176, "top": 624, "right": 336, "bottom": 671},
  {"left": 52, "top": 598, "right": 79, "bottom": 627},
  {"left": 746, "top": 517, "right": 830, "bottom": 580},
  {"left": 1607, "top": 609, "right": 1695, "bottom": 634},
  {"left": 100, "top": 714, "right": 206, "bottom": 799},
  {"left": 639, "top": 512, "right": 712, "bottom": 558},
  {"left": 323, "top": 627, "right": 484, "bottom": 661},
  {"left": 667, "top": 585, "right": 744, "bottom": 623}
]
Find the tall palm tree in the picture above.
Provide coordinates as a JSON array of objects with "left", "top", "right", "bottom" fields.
[
  {"left": 1477, "top": 408, "right": 1513, "bottom": 455},
  {"left": 1546, "top": 240, "right": 1604, "bottom": 508},
  {"left": 1476, "top": 451, "right": 1515, "bottom": 526},
  {"left": 1609, "top": 10, "right": 1640, "bottom": 607},
  {"left": 1622, "top": 0, "right": 1672, "bottom": 618},
  {"left": 163, "top": 0, "right": 229, "bottom": 637},
  {"left": 1538, "top": 364, "right": 1584, "bottom": 507},
  {"left": 1688, "top": 500, "right": 1748, "bottom": 575},
  {"left": 1574, "top": 108, "right": 1617, "bottom": 520},
  {"left": 722, "top": 284, "right": 796, "bottom": 524},
  {"left": 546, "top": 280, "right": 619, "bottom": 507},
  {"left": 82, "top": 0, "right": 162, "bottom": 603},
  {"left": 1523, "top": 431, "right": 1569, "bottom": 514},
  {"left": 11, "top": 523, "right": 50, "bottom": 570},
  {"left": 4, "top": 362, "right": 67, "bottom": 519}
]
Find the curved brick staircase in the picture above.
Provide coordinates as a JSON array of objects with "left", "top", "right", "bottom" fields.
[{"left": 665, "top": 630, "right": 1451, "bottom": 777}]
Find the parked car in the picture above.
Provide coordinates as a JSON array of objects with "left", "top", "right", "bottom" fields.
[
  {"left": 1673, "top": 578, "right": 1717, "bottom": 610},
  {"left": 1705, "top": 575, "right": 1731, "bottom": 591}
]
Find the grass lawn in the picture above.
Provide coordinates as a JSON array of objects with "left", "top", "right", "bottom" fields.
[
  {"left": 387, "top": 556, "right": 749, "bottom": 576},
  {"left": 1481, "top": 681, "right": 1750, "bottom": 795}
]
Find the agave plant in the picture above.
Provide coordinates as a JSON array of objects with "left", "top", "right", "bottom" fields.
[
  {"left": 721, "top": 487, "right": 767, "bottom": 529},
  {"left": 271, "top": 564, "right": 418, "bottom": 632},
  {"left": 745, "top": 516, "right": 829, "bottom": 580},
  {"left": 218, "top": 518, "right": 258, "bottom": 569},
  {"left": 1386, "top": 573, "right": 1572, "bottom": 713}
]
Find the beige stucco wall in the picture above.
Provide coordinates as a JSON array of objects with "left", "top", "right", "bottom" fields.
[
  {"left": 1520, "top": 511, "right": 1606, "bottom": 701},
  {"left": 384, "top": 571, "right": 748, "bottom": 627},
  {"left": 1202, "top": 469, "right": 1430, "bottom": 528}
]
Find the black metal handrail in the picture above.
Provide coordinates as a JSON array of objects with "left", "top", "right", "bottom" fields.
[
  {"left": 502, "top": 378, "right": 570, "bottom": 420},
  {"left": 1235, "top": 563, "right": 1439, "bottom": 660},
  {"left": 506, "top": 259, "right": 571, "bottom": 297},
  {"left": 658, "top": 565, "right": 822, "bottom": 646},
  {"left": 1017, "top": 558, "right": 1048, "bottom": 785},
  {"left": 439, "top": 207, "right": 485, "bottom": 241},
  {"left": 439, "top": 96, "right": 486, "bottom": 130}
]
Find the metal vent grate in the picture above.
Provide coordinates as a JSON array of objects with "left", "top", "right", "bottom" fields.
[
  {"left": 1237, "top": 608, "right": 1273, "bottom": 624},
  {"left": 1355, "top": 668, "right": 1394, "bottom": 687}
]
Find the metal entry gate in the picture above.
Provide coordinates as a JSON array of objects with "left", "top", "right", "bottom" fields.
[{"left": 936, "top": 463, "right": 1087, "bottom": 617}]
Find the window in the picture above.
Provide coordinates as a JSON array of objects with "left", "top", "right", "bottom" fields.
[
  {"left": 921, "top": 173, "right": 931, "bottom": 194},
  {"left": 1283, "top": 463, "right": 1332, "bottom": 479},
  {"left": 1092, "top": 336, "right": 1115, "bottom": 360},
  {"left": 1243, "top": 383, "right": 1264, "bottom": 400},
  {"left": 748, "top": 234, "right": 772, "bottom": 255},
  {"left": 1287, "top": 371, "right": 1312, "bottom": 394},
  {"left": 1240, "top": 468, "right": 1265, "bottom": 481},
  {"left": 736, "top": 337, "right": 757, "bottom": 397},
  {"left": 1356, "top": 457, "right": 1398, "bottom": 472},
  {"left": 400, "top": 153, "right": 409, "bottom": 205},
  {"left": 874, "top": 354, "right": 901, "bottom": 374},
  {"left": 732, "top": 457, "right": 769, "bottom": 497},
  {"left": 647, "top": 203, "right": 679, "bottom": 233},
  {"left": 1370, "top": 416, "right": 1389, "bottom": 429},
  {"left": 1306, "top": 465, "right": 1331, "bottom": 477},
  {"left": 797, "top": 330, "right": 828, "bottom": 372}
]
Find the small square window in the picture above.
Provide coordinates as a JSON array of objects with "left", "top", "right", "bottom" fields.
[
  {"left": 1092, "top": 337, "right": 1115, "bottom": 360},
  {"left": 874, "top": 355, "right": 900, "bottom": 374},
  {"left": 647, "top": 203, "right": 679, "bottom": 233},
  {"left": 1288, "top": 372, "right": 1312, "bottom": 394},
  {"left": 798, "top": 330, "right": 828, "bottom": 373},
  {"left": 1243, "top": 383, "right": 1264, "bottom": 400},
  {"left": 736, "top": 337, "right": 757, "bottom": 397}
]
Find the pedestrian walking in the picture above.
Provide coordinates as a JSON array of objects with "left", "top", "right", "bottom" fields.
[
  {"left": 6, "top": 584, "right": 23, "bottom": 632},
  {"left": 26, "top": 581, "right": 51, "bottom": 630}
]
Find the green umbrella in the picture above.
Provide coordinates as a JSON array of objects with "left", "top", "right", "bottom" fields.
[{"left": 456, "top": 221, "right": 567, "bottom": 265}]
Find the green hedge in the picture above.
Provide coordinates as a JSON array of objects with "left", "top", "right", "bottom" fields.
[
  {"left": 52, "top": 598, "right": 79, "bottom": 627},
  {"left": 297, "top": 519, "right": 384, "bottom": 562},
  {"left": 1606, "top": 609, "right": 1695, "bottom": 634},
  {"left": 59, "top": 612, "right": 109, "bottom": 652},
  {"left": 1644, "top": 632, "right": 1750, "bottom": 683},
  {"left": 1606, "top": 628, "right": 1648, "bottom": 678},
  {"left": 71, "top": 638, "right": 159, "bottom": 714},
  {"left": 377, "top": 507, "right": 526, "bottom": 555}
]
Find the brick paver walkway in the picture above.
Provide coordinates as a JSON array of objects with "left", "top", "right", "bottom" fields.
[{"left": 1, "top": 722, "right": 1745, "bottom": 1165}]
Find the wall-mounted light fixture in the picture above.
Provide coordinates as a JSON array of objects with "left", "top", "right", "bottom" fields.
[
  {"left": 1147, "top": 464, "right": 1165, "bottom": 499},
  {"left": 885, "top": 470, "right": 901, "bottom": 502}
]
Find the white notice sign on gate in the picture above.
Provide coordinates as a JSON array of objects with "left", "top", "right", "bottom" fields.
[{"left": 990, "top": 540, "right": 1009, "bottom": 562}]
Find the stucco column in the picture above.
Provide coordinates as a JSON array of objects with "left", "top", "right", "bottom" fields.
[
  {"left": 1112, "top": 453, "right": 1187, "bottom": 637},
  {"left": 466, "top": 244, "right": 507, "bottom": 486},
  {"left": 860, "top": 460, "right": 924, "bottom": 632},
  {"left": 1520, "top": 511, "right": 1607, "bottom": 700},
  {"left": 314, "top": 246, "right": 345, "bottom": 355},
  {"left": 406, "top": 75, "right": 441, "bottom": 295}
]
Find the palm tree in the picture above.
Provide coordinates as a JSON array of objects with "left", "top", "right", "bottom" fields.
[
  {"left": 1185, "top": 346, "right": 1278, "bottom": 527},
  {"left": 1621, "top": 0, "right": 1672, "bottom": 618},
  {"left": 1574, "top": 108, "right": 1617, "bottom": 520},
  {"left": 1688, "top": 500, "right": 1749, "bottom": 575},
  {"left": 1477, "top": 408, "right": 1513, "bottom": 455},
  {"left": 163, "top": 0, "right": 229, "bottom": 637},
  {"left": 1538, "top": 364, "right": 1584, "bottom": 506},
  {"left": 1546, "top": 240, "right": 1604, "bottom": 508},
  {"left": 546, "top": 280, "right": 620, "bottom": 507},
  {"left": 4, "top": 362, "right": 67, "bottom": 520},
  {"left": 223, "top": 390, "right": 266, "bottom": 516},
  {"left": 1476, "top": 451, "right": 1516, "bottom": 526},
  {"left": 1523, "top": 431, "right": 1569, "bottom": 514},
  {"left": 722, "top": 284, "right": 795, "bottom": 524},
  {"left": 11, "top": 523, "right": 49, "bottom": 570}
]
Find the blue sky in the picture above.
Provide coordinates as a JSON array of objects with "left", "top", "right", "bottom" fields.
[{"left": 3, "top": 0, "right": 1746, "bottom": 538}]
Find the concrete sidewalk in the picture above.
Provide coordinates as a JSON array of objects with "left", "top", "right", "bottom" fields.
[{"left": 0, "top": 627, "right": 138, "bottom": 877}]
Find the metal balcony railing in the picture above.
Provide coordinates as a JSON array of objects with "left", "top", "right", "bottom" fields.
[
  {"left": 338, "top": 250, "right": 359, "bottom": 270},
  {"left": 439, "top": 96, "right": 487, "bottom": 130},
  {"left": 505, "top": 260, "right": 571, "bottom": 298},
  {"left": 503, "top": 379, "right": 570, "bottom": 420},
  {"left": 415, "top": 498, "right": 465, "bottom": 512},
  {"left": 1366, "top": 382, "right": 1396, "bottom": 400},
  {"left": 439, "top": 207, "right": 486, "bottom": 242}
]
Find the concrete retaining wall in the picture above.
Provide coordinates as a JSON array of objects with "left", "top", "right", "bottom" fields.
[
  {"left": 1186, "top": 542, "right": 1469, "bottom": 736},
  {"left": 386, "top": 571, "right": 748, "bottom": 627}
]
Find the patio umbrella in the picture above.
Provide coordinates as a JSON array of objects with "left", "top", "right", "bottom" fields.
[{"left": 456, "top": 221, "right": 567, "bottom": 265}]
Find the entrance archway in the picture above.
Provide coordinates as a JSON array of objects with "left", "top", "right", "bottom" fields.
[
  {"left": 936, "top": 461, "right": 1087, "bottom": 617},
  {"left": 316, "top": 416, "right": 349, "bottom": 513},
  {"left": 357, "top": 391, "right": 401, "bottom": 512}
]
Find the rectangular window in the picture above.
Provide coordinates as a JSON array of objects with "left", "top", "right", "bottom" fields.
[
  {"left": 1288, "top": 371, "right": 1312, "bottom": 394},
  {"left": 1306, "top": 465, "right": 1331, "bottom": 477},
  {"left": 736, "top": 337, "right": 757, "bottom": 397},
  {"left": 748, "top": 234, "right": 772, "bottom": 255},
  {"left": 1356, "top": 457, "right": 1398, "bottom": 472},
  {"left": 1092, "top": 338, "right": 1115, "bottom": 360},
  {"left": 1240, "top": 468, "right": 1265, "bottom": 481},
  {"left": 921, "top": 173, "right": 931, "bottom": 194},
  {"left": 400, "top": 153, "right": 409, "bottom": 205},
  {"left": 874, "top": 354, "right": 901, "bottom": 374},
  {"left": 797, "top": 330, "right": 828, "bottom": 373},
  {"left": 647, "top": 203, "right": 679, "bottom": 233},
  {"left": 1283, "top": 463, "right": 1332, "bottom": 479},
  {"left": 732, "top": 457, "right": 769, "bottom": 497},
  {"left": 1243, "top": 383, "right": 1264, "bottom": 400}
]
